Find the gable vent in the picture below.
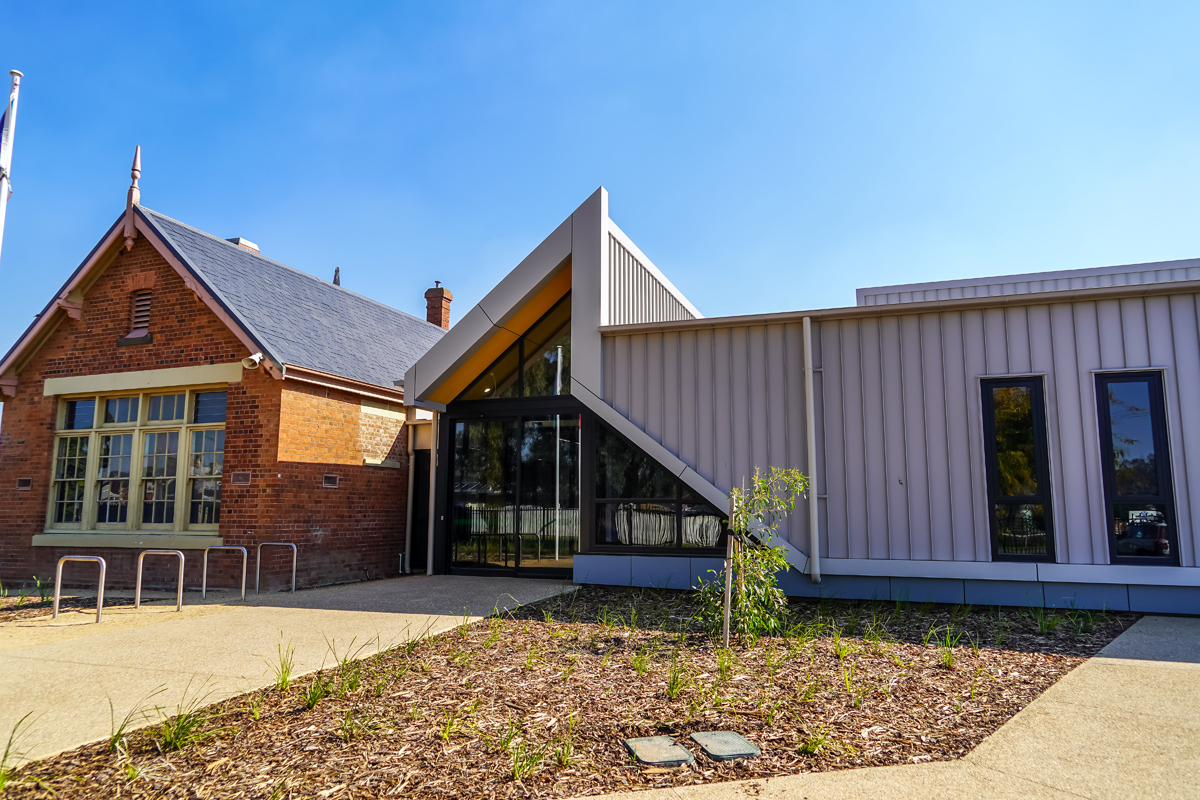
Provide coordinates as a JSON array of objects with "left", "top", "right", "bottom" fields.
[
  {"left": 132, "top": 291, "right": 152, "bottom": 330},
  {"left": 322, "top": 474, "right": 340, "bottom": 489}
]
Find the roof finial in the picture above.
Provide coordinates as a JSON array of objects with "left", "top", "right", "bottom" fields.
[
  {"left": 333, "top": 266, "right": 341, "bottom": 286},
  {"left": 123, "top": 145, "right": 141, "bottom": 251}
]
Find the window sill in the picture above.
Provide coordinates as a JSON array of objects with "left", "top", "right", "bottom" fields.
[
  {"left": 33, "top": 532, "right": 223, "bottom": 550},
  {"left": 116, "top": 333, "right": 154, "bottom": 347},
  {"left": 364, "top": 458, "right": 402, "bottom": 469}
]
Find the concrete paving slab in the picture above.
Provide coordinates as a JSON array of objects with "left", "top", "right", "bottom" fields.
[
  {"left": 0, "top": 575, "right": 573, "bottom": 762},
  {"left": 1096, "top": 614, "right": 1200, "bottom": 664},
  {"left": 583, "top": 761, "right": 1084, "bottom": 800}
]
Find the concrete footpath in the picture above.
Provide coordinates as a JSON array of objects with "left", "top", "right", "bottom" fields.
[
  {"left": 590, "top": 614, "right": 1200, "bottom": 800},
  {"left": 0, "top": 574, "right": 573, "bottom": 761}
]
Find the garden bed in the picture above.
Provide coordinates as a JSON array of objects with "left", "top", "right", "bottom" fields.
[{"left": 4, "top": 586, "right": 1135, "bottom": 798}]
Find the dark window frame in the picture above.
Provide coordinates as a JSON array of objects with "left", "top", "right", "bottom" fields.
[
  {"left": 980, "top": 376, "right": 1057, "bottom": 563},
  {"left": 439, "top": 400, "right": 584, "bottom": 578},
  {"left": 1095, "top": 370, "right": 1179, "bottom": 566},
  {"left": 456, "top": 292, "right": 571, "bottom": 402},
  {"left": 435, "top": 401, "right": 728, "bottom": 576}
]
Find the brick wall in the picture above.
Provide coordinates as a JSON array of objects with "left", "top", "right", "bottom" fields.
[{"left": 0, "top": 233, "right": 410, "bottom": 594}]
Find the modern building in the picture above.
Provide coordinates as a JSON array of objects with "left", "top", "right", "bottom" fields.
[
  {"left": 404, "top": 188, "right": 1200, "bottom": 613},
  {"left": 0, "top": 165, "right": 446, "bottom": 591}
]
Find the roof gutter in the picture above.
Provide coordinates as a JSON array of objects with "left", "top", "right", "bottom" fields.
[
  {"left": 598, "top": 278, "right": 1200, "bottom": 336},
  {"left": 283, "top": 364, "right": 405, "bottom": 404}
]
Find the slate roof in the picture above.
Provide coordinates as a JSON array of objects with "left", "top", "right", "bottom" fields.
[{"left": 139, "top": 207, "right": 445, "bottom": 390}]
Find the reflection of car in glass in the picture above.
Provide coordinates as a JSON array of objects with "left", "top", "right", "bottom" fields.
[{"left": 1116, "top": 520, "right": 1170, "bottom": 556}]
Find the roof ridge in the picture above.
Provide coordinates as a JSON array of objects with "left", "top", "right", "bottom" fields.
[{"left": 140, "top": 207, "right": 445, "bottom": 331}]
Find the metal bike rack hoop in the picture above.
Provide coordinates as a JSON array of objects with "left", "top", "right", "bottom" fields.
[
  {"left": 202, "top": 546, "right": 248, "bottom": 600},
  {"left": 135, "top": 550, "right": 185, "bottom": 612},
  {"left": 53, "top": 556, "right": 107, "bottom": 623},
  {"left": 256, "top": 542, "right": 297, "bottom": 594}
]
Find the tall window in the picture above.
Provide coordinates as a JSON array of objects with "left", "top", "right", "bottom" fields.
[
  {"left": 981, "top": 377, "right": 1055, "bottom": 561},
  {"left": 457, "top": 293, "right": 571, "bottom": 401},
  {"left": 593, "top": 419, "right": 726, "bottom": 551},
  {"left": 48, "top": 388, "right": 227, "bottom": 532},
  {"left": 1096, "top": 372, "right": 1178, "bottom": 565}
]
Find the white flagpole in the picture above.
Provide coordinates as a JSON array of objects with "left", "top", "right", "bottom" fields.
[{"left": 0, "top": 69, "right": 25, "bottom": 270}]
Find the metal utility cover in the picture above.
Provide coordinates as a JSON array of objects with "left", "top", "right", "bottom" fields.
[
  {"left": 690, "top": 731, "right": 761, "bottom": 761},
  {"left": 624, "top": 736, "right": 694, "bottom": 767}
]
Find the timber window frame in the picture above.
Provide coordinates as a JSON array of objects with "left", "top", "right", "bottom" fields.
[{"left": 46, "top": 387, "right": 228, "bottom": 535}]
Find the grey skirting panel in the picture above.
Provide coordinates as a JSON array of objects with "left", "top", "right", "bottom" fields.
[{"left": 573, "top": 554, "right": 1200, "bottom": 614}]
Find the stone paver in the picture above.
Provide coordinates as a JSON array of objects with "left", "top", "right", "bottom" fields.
[
  {"left": 0, "top": 574, "right": 573, "bottom": 762},
  {"left": 584, "top": 615, "right": 1200, "bottom": 800}
]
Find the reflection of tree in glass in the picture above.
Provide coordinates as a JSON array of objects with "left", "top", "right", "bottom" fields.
[
  {"left": 520, "top": 418, "right": 579, "bottom": 507},
  {"left": 1108, "top": 387, "right": 1158, "bottom": 496},
  {"left": 595, "top": 423, "right": 677, "bottom": 499},
  {"left": 992, "top": 387, "right": 1037, "bottom": 497}
]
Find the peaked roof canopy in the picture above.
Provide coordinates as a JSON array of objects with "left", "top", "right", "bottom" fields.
[{"left": 1, "top": 206, "right": 445, "bottom": 395}]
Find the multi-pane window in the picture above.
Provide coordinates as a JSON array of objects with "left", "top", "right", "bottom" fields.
[
  {"left": 189, "top": 429, "right": 224, "bottom": 524},
  {"left": 148, "top": 393, "right": 185, "bottom": 422},
  {"left": 457, "top": 294, "right": 571, "bottom": 401},
  {"left": 48, "top": 388, "right": 227, "bottom": 532},
  {"left": 96, "top": 434, "right": 133, "bottom": 523},
  {"left": 141, "top": 431, "right": 179, "bottom": 525},
  {"left": 593, "top": 419, "right": 727, "bottom": 551},
  {"left": 104, "top": 396, "right": 139, "bottom": 424},
  {"left": 52, "top": 436, "right": 89, "bottom": 524}
]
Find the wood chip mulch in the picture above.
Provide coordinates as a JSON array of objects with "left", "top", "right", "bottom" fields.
[{"left": 4, "top": 587, "right": 1135, "bottom": 799}]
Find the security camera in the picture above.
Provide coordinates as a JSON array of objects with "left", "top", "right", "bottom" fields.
[{"left": 242, "top": 352, "right": 264, "bottom": 370}]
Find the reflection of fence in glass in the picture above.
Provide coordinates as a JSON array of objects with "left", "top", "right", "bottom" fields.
[
  {"left": 452, "top": 504, "right": 580, "bottom": 565},
  {"left": 994, "top": 504, "right": 1047, "bottom": 555}
]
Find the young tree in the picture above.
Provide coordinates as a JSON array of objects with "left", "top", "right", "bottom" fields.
[{"left": 699, "top": 467, "right": 810, "bottom": 640}]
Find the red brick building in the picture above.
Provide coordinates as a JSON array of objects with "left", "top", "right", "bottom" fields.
[{"left": 0, "top": 194, "right": 446, "bottom": 592}]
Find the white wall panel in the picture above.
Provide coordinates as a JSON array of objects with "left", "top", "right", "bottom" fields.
[{"left": 601, "top": 292, "right": 1200, "bottom": 567}]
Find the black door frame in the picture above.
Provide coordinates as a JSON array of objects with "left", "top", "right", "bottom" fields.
[
  {"left": 980, "top": 376, "right": 1057, "bottom": 563},
  {"left": 436, "top": 397, "right": 584, "bottom": 578},
  {"left": 1095, "top": 370, "right": 1180, "bottom": 566}
]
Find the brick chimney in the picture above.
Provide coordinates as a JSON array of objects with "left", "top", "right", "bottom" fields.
[
  {"left": 425, "top": 282, "right": 453, "bottom": 329},
  {"left": 226, "top": 237, "right": 260, "bottom": 253}
]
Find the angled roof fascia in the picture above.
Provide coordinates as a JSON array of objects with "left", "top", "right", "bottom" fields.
[
  {"left": 0, "top": 214, "right": 127, "bottom": 389},
  {"left": 404, "top": 195, "right": 581, "bottom": 406}
]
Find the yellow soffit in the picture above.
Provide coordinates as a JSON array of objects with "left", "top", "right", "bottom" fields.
[{"left": 428, "top": 264, "right": 572, "bottom": 405}]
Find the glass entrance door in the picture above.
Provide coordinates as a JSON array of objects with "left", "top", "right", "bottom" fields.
[
  {"left": 1096, "top": 372, "right": 1179, "bottom": 565},
  {"left": 448, "top": 413, "right": 579, "bottom": 576},
  {"left": 518, "top": 415, "right": 580, "bottom": 573},
  {"left": 450, "top": 419, "right": 519, "bottom": 570}
]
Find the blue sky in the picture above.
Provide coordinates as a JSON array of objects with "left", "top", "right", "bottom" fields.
[{"left": 3, "top": 1, "right": 1200, "bottom": 349}]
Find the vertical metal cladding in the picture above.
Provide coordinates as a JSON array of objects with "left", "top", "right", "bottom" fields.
[
  {"left": 607, "top": 234, "right": 696, "bottom": 325},
  {"left": 602, "top": 294, "right": 1200, "bottom": 567}
]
